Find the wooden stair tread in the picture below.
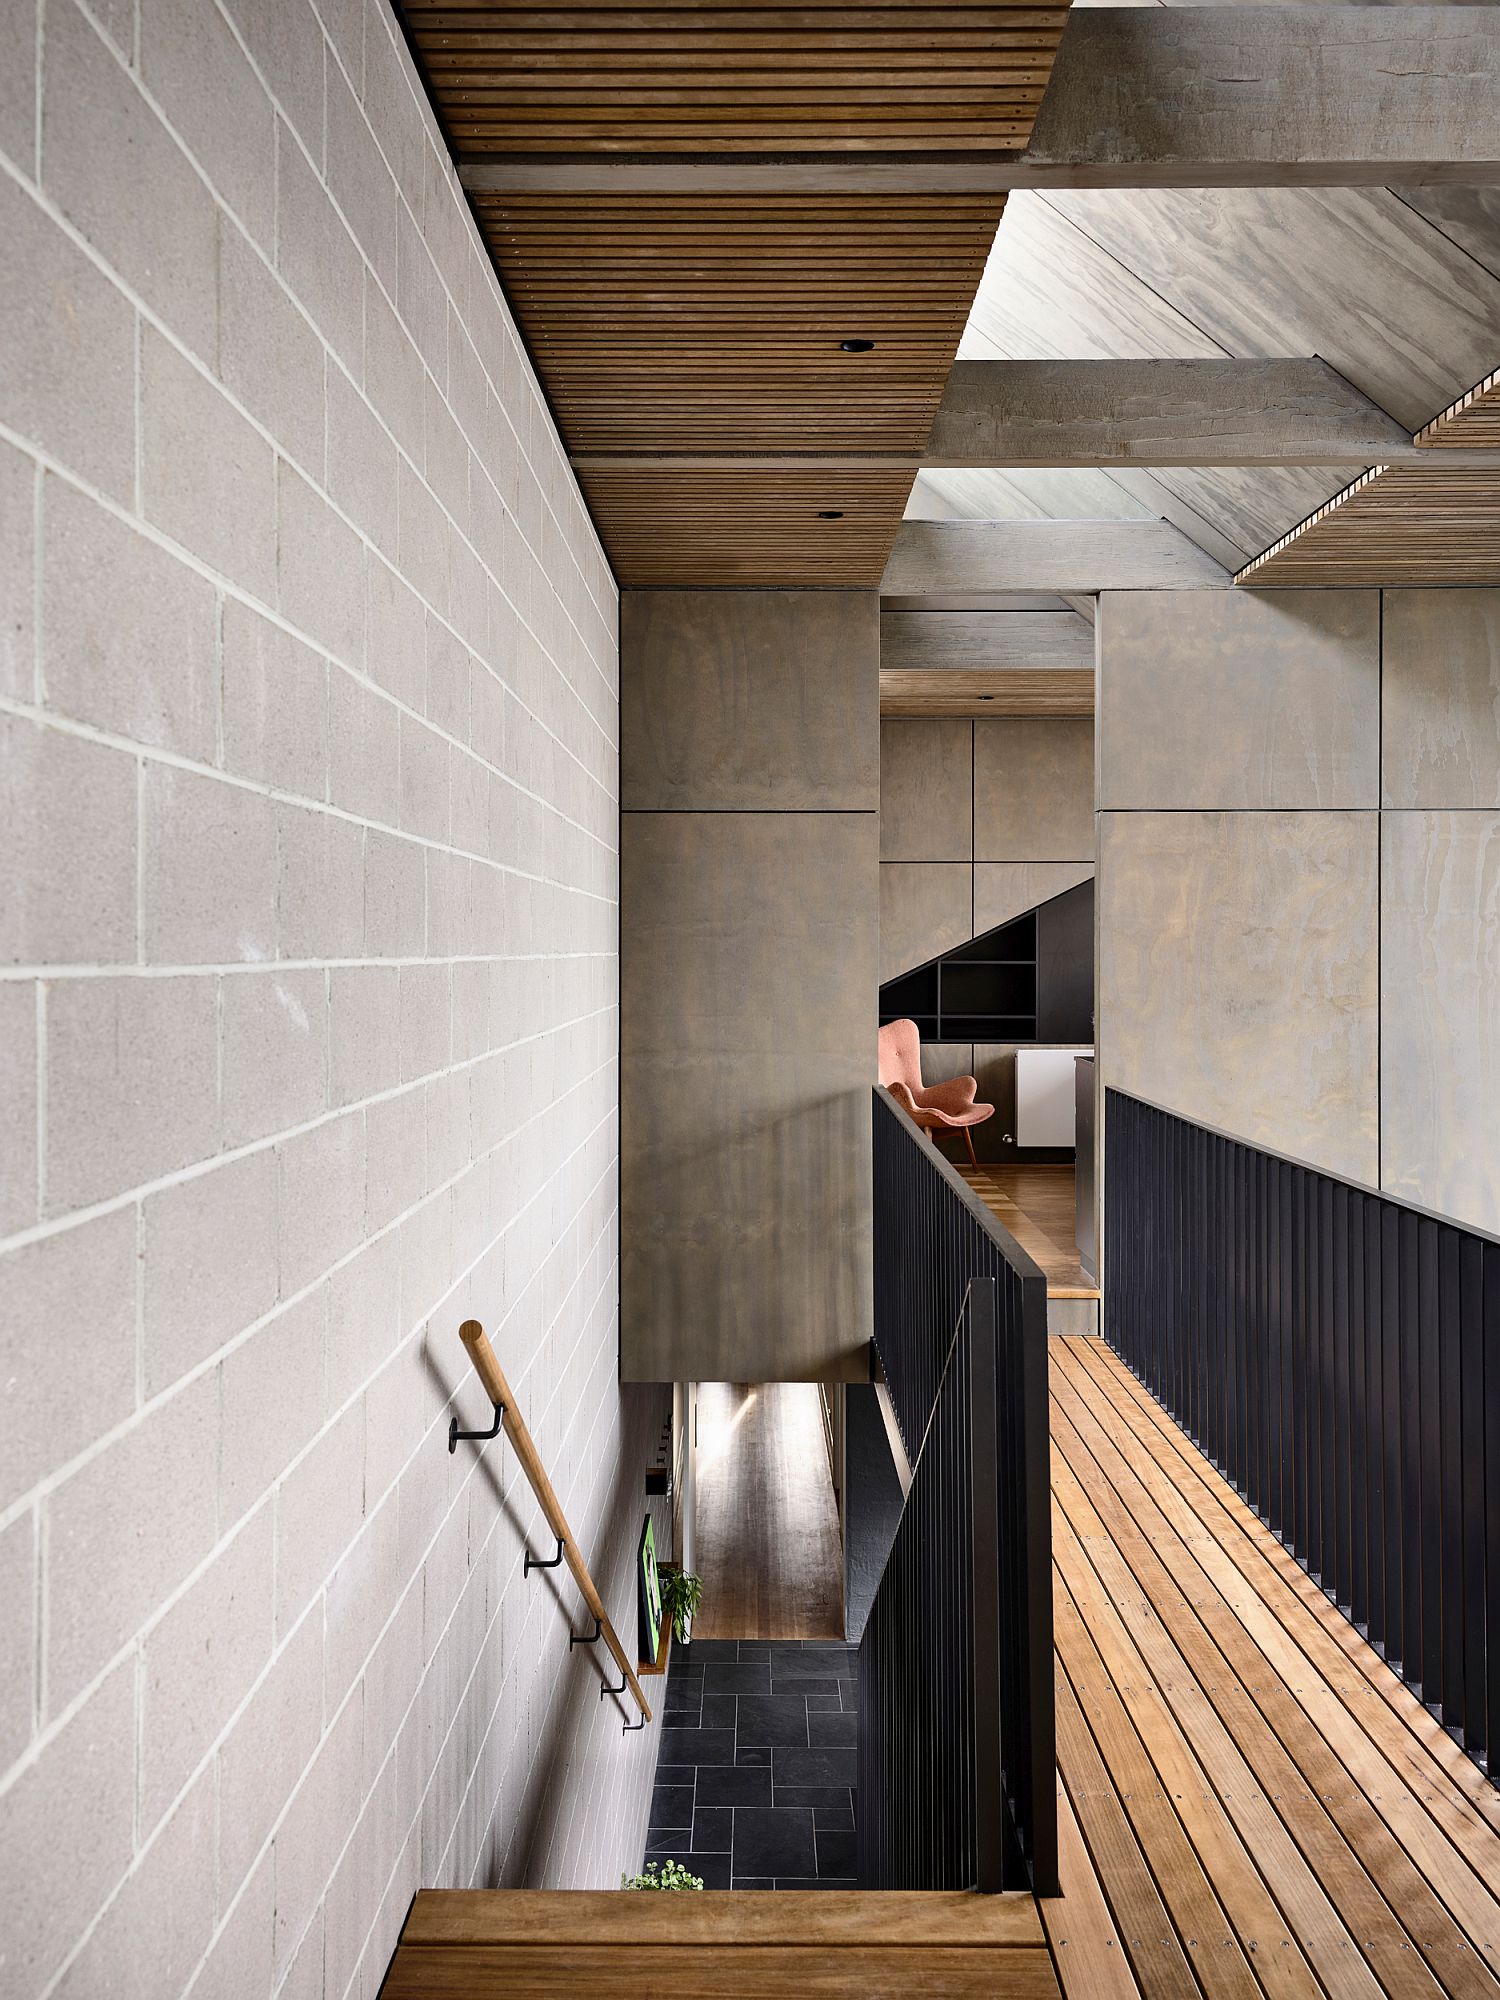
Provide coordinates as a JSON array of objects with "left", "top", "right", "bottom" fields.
[{"left": 402, "top": 1888, "right": 1046, "bottom": 1948}]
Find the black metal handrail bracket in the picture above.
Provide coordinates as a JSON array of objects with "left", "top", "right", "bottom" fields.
[
  {"left": 1104, "top": 1086, "right": 1500, "bottom": 1783},
  {"left": 859, "top": 1086, "right": 1057, "bottom": 1894}
]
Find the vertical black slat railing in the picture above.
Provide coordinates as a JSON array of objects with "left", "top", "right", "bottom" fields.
[
  {"left": 864, "top": 1087, "right": 1056, "bottom": 1892},
  {"left": 1105, "top": 1087, "right": 1500, "bottom": 1779}
]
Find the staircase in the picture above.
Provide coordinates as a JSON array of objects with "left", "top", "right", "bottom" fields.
[{"left": 380, "top": 1889, "right": 1058, "bottom": 1997}]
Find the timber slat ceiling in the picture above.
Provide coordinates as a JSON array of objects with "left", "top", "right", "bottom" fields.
[
  {"left": 1415, "top": 365, "right": 1500, "bottom": 450},
  {"left": 402, "top": 3, "right": 1064, "bottom": 152},
  {"left": 1236, "top": 465, "right": 1500, "bottom": 587},
  {"left": 398, "top": 0, "right": 1071, "bottom": 586}
]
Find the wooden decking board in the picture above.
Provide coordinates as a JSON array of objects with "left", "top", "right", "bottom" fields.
[
  {"left": 1052, "top": 1506, "right": 1377, "bottom": 1998},
  {"left": 1052, "top": 1354, "right": 1500, "bottom": 1991},
  {"left": 1040, "top": 1784, "right": 1144, "bottom": 1999},
  {"left": 1051, "top": 1340, "right": 1500, "bottom": 2000},
  {"left": 1076, "top": 1337, "right": 1500, "bottom": 1839},
  {"left": 1055, "top": 1568, "right": 1294, "bottom": 1999}
]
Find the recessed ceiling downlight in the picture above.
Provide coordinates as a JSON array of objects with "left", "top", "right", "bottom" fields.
[
  {"left": 818, "top": 510, "right": 845, "bottom": 519},
  {"left": 840, "top": 339, "right": 876, "bottom": 353}
]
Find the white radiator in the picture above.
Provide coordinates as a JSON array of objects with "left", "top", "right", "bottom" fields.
[{"left": 1016, "top": 1048, "right": 1090, "bottom": 1149}]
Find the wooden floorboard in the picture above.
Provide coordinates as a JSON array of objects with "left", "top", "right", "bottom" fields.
[
  {"left": 953, "top": 1162, "right": 1099, "bottom": 1299},
  {"left": 1051, "top": 1337, "right": 1500, "bottom": 2000}
]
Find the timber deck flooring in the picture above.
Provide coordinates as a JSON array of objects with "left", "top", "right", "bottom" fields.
[
  {"left": 954, "top": 1162, "right": 1099, "bottom": 1300},
  {"left": 692, "top": 1383, "right": 844, "bottom": 1641},
  {"left": 1047, "top": 1335, "right": 1500, "bottom": 2000}
]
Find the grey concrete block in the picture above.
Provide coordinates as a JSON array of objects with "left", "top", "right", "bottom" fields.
[
  {"left": 47, "top": 1371, "right": 219, "bottom": 1713},
  {"left": 0, "top": 439, "right": 35, "bottom": 701},
  {"left": 140, "top": 0, "right": 276, "bottom": 249},
  {"left": 42, "top": 474, "right": 219, "bottom": 760},
  {"left": 43, "top": 0, "right": 219, "bottom": 362},
  {"left": 218, "top": 220, "right": 327, "bottom": 482},
  {"left": 223, "top": 0, "right": 326, "bottom": 170},
  {"left": 278, "top": 462, "right": 367, "bottom": 669},
  {"left": 364, "top": 273, "right": 426, "bottom": 470},
  {"left": 330, "top": 964, "right": 401, "bottom": 1107},
  {"left": 274, "top": 1399, "right": 366, "bottom": 1637},
  {"left": 278, "top": 800, "right": 366, "bottom": 960},
  {"left": 367, "top": 557, "right": 428, "bottom": 711},
  {"left": 1099, "top": 809, "right": 1379, "bottom": 1186},
  {"left": 221, "top": 967, "right": 329, "bottom": 1149},
  {"left": 0, "top": 174, "right": 134, "bottom": 500},
  {"left": 45, "top": 975, "right": 221, "bottom": 1211},
  {"left": 143, "top": 1146, "right": 280, "bottom": 1394},
  {"left": 222, "top": 599, "right": 329, "bottom": 800},
  {"left": 0, "top": 983, "right": 34, "bottom": 1235},
  {"left": 217, "top": 1610, "right": 325, "bottom": 1898},
  {"left": 399, "top": 713, "right": 451, "bottom": 844},
  {"left": 328, "top": 363, "right": 399, "bottom": 563},
  {"left": 0, "top": 1661, "right": 135, "bottom": 1999},
  {"left": 1383, "top": 590, "right": 1500, "bottom": 810},
  {"left": 0, "top": 0, "right": 35, "bottom": 174},
  {"left": 363, "top": 829, "right": 426, "bottom": 958},
  {"left": 138, "top": 1507, "right": 273, "bottom": 1836},
  {"left": 974, "top": 718, "right": 1094, "bottom": 862},
  {"left": 188, "top": 1852, "right": 273, "bottom": 2000},
  {"left": 220, "top": 1289, "right": 329, "bottom": 1528},
  {"left": 143, "top": 762, "right": 278, "bottom": 965},
  {"left": 277, "top": 1108, "right": 367, "bottom": 1295},
  {"left": 1381, "top": 810, "right": 1500, "bottom": 1232},
  {"left": 271, "top": 1691, "right": 363, "bottom": 1977},
  {"left": 0, "top": 1209, "right": 136, "bottom": 1513},
  {"left": 326, "top": 47, "right": 395, "bottom": 280},
  {"left": 879, "top": 720, "right": 972, "bottom": 861},
  {"left": 52, "top": 1767, "right": 217, "bottom": 2000},
  {"left": 0, "top": 717, "right": 136, "bottom": 968},
  {"left": 328, "top": 672, "right": 401, "bottom": 830},
  {"left": 276, "top": 120, "right": 366, "bottom": 380},
  {"left": 142, "top": 325, "right": 278, "bottom": 600},
  {"left": 1098, "top": 589, "right": 1380, "bottom": 811},
  {"left": 0, "top": 1511, "right": 36, "bottom": 1771}
]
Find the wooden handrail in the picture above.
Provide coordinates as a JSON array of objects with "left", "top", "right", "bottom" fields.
[{"left": 457, "top": 1320, "right": 651, "bottom": 1724}]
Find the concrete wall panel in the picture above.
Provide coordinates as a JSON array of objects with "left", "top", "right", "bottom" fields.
[
  {"left": 1381, "top": 810, "right": 1500, "bottom": 1233},
  {"left": 622, "top": 811, "right": 876, "bottom": 1382},
  {"left": 975, "top": 861, "right": 1094, "bottom": 935},
  {"left": 1098, "top": 810, "right": 1379, "bottom": 1185},
  {"left": 879, "top": 719, "right": 973, "bottom": 860},
  {"left": 973, "top": 718, "right": 1095, "bottom": 861},
  {"left": 1383, "top": 589, "right": 1500, "bottom": 809},
  {"left": 1097, "top": 589, "right": 1380, "bottom": 811},
  {"left": 623, "top": 590, "right": 879, "bottom": 813}
]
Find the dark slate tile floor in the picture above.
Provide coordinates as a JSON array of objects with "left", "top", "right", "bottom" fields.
[{"left": 643, "top": 1638, "right": 859, "bottom": 1889}]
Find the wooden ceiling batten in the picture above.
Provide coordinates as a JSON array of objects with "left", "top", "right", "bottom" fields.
[
  {"left": 1236, "top": 465, "right": 1500, "bottom": 587},
  {"left": 396, "top": 0, "right": 1073, "bottom": 587},
  {"left": 1415, "top": 365, "right": 1500, "bottom": 451}
]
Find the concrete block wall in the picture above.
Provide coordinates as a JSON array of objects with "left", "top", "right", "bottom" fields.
[{"left": 0, "top": 3, "right": 668, "bottom": 1996}]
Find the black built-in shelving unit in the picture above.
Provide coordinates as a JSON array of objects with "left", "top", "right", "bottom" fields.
[{"left": 878, "top": 880, "right": 1093, "bottom": 1045}]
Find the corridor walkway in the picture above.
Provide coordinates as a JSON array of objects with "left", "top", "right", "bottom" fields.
[{"left": 1045, "top": 1337, "right": 1500, "bottom": 1999}]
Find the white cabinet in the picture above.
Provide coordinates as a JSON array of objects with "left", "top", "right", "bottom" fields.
[{"left": 1016, "top": 1047, "right": 1091, "bottom": 1149}]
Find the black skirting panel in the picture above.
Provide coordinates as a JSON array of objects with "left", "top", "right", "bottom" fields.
[{"left": 1105, "top": 1087, "right": 1500, "bottom": 1779}]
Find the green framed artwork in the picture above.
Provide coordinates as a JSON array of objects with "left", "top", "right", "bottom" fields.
[{"left": 637, "top": 1515, "right": 662, "bottom": 1663}]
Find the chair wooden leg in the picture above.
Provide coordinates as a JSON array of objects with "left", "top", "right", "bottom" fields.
[{"left": 962, "top": 1126, "right": 979, "bottom": 1168}]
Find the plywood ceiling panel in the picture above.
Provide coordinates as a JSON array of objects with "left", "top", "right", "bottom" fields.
[
  {"left": 397, "top": 1, "right": 1072, "bottom": 585},
  {"left": 1236, "top": 465, "right": 1500, "bottom": 586}
]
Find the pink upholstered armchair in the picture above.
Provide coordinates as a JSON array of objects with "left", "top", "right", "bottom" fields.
[{"left": 877, "top": 1018, "right": 995, "bottom": 1167}]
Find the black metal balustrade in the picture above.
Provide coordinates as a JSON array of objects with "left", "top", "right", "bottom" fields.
[
  {"left": 859, "top": 1088, "right": 1056, "bottom": 1892},
  {"left": 1106, "top": 1087, "right": 1500, "bottom": 1778}
]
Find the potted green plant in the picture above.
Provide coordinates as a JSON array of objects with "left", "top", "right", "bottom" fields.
[
  {"left": 621, "top": 1861, "right": 704, "bottom": 1891},
  {"left": 659, "top": 1567, "right": 703, "bottom": 1645}
]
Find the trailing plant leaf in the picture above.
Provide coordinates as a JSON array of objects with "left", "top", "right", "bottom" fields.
[{"left": 620, "top": 1860, "right": 704, "bottom": 1892}]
